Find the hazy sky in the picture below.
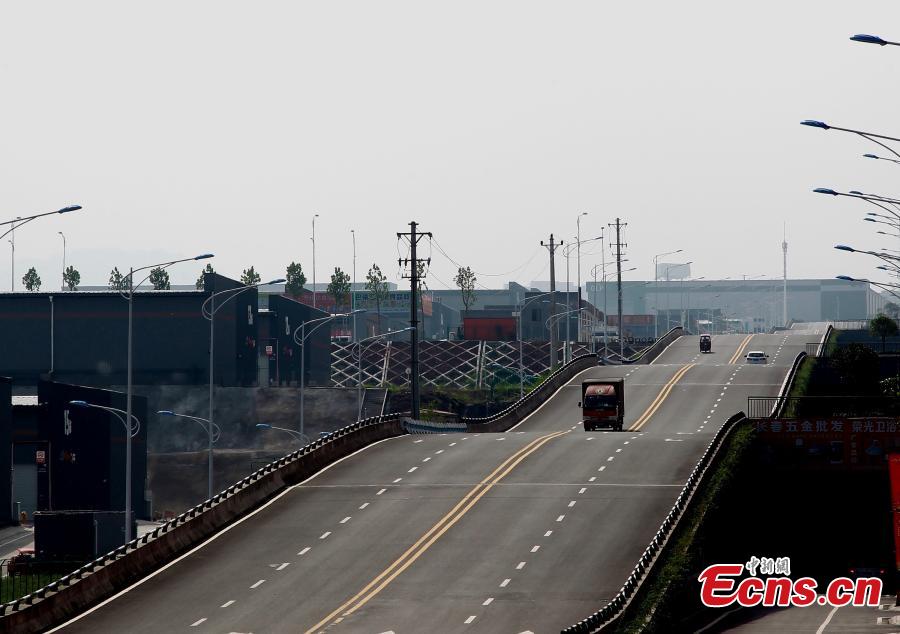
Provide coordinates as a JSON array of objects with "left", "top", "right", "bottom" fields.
[{"left": 3, "top": 2, "right": 900, "bottom": 292}]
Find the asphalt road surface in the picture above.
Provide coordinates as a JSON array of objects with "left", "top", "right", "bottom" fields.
[{"left": 54, "top": 327, "right": 825, "bottom": 634}]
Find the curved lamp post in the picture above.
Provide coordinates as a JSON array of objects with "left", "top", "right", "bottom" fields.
[
  {"left": 117, "top": 252, "right": 213, "bottom": 541},
  {"left": 200, "top": 276, "right": 284, "bottom": 498},
  {"left": 1, "top": 205, "right": 82, "bottom": 291},
  {"left": 837, "top": 275, "right": 900, "bottom": 303},
  {"left": 850, "top": 34, "right": 900, "bottom": 47},
  {"left": 653, "top": 249, "right": 683, "bottom": 338},
  {"left": 802, "top": 120, "right": 900, "bottom": 160},
  {"left": 863, "top": 153, "right": 900, "bottom": 166},
  {"left": 354, "top": 327, "right": 414, "bottom": 421},
  {"left": 157, "top": 410, "right": 222, "bottom": 499},
  {"left": 294, "top": 310, "right": 364, "bottom": 438},
  {"left": 563, "top": 235, "right": 602, "bottom": 360},
  {"left": 69, "top": 400, "right": 140, "bottom": 542},
  {"left": 517, "top": 291, "right": 556, "bottom": 399},
  {"left": 255, "top": 423, "right": 310, "bottom": 446}
]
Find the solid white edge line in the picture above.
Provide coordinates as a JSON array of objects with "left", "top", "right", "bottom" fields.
[
  {"left": 694, "top": 606, "right": 740, "bottom": 633},
  {"left": 46, "top": 435, "right": 402, "bottom": 632}
]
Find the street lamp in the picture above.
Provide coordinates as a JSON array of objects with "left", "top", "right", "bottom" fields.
[
  {"left": 69, "top": 400, "right": 140, "bottom": 542},
  {"left": 255, "top": 423, "right": 309, "bottom": 445},
  {"left": 850, "top": 34, "right": 900, "bottom": 47},
  {"left": 517, "top": 292, "right": 555, "bottom": 399},
  {"left": 837, "top": 275, "right": 900, "bottom": 302},
  {"left": 120, "top": 252, "right": 213, "bottom": 540},
  {"left": 157, "top": 410, "right": 221, "bottom": 498},
  {"left": 200, "top": 276, "right": 283, "bottom": 497},
  {"left": 563, "top": 235, "right": 602, "bottom": 361},
  {"left": 351, "top": 229, "right": 357, "bottom": 342},
  {"left": 863, "top": 153, "right": 900, "bottom": 166},
  {"left": 295, "top": 310, "right": 363, "bottom": 438},
  {"left": 653, "top": 249, "right": 683, "bottom": 338},
  {"left": 576, "top": 212, "right": 589, "bottom": 335},
  {"left": 801, "top": 120, "right": 900, "bottom": 160},
  {"left": 660, "top": 261, "right": 692, "bottom": 332},
  {"left": 58, "top": 232, "right": 66, "bottom": 291},
  {"left": 1, "top": 205, "right": 81, "bottom": 291},
  {"left": 598, "top": 267, "right": 635, "bottom": 360},
  {"left": 354, "top": 327, "right": 414, "bottom": 421},
  {"left": 312, "top": 214, "right": 320, "bottom": 308}
]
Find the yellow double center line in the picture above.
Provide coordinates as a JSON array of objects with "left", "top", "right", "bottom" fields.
[
  {"left": 728, "top": 334, "right": 754, "bottom": 365},
  {"left": 629, "top": 363, "right": 694, "bottom": 432},
  {"left": 304, "top": 430, "right": 568, "bottom": 633}
]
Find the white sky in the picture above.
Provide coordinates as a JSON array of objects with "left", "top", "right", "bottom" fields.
[{"left": 2, "top": 2, "right": 900, "bottom": 291}]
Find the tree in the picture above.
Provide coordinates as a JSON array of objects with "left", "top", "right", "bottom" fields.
[
  {"left": 22, "top": 267, "right": 40, "bottom": 291},
  {"left": 63, "top": 265, "right": 80, "bottom": 291},
  {"left": 831, "top": 343, "right": 881, "bottom": 396},
  {"left": 454, "top": 266, "right": 477, "bottom": 311},
  {"left": 109, "top": 267, "right": 126, "bottom": 291},
  {"left": 285, "top": 262, "right": 307, "bottom": 296},
  {"left": 870, "top": 313, "right": 899, "bottom": 352},
  {"left": 885, "top": 302, "right": 900, "bottom": 321},
  {"left": 149, "top": 267, "right": 170, "bottom": 290},
  {"left": 195, "top": 263, "right": 214, "bottom": 290},
  {"left": 241, "top": 266, "right": 261, "bottom": 286},
  {"left": 327, "top": 266, "right": 352, "bottom": 308},
  {"left": 365, "top": 263, "right": 389, "bottom": 334}
]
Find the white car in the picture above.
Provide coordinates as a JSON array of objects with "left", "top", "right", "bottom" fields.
[{"left": 745, "top": 350, "right": 769, "bottom": 364}]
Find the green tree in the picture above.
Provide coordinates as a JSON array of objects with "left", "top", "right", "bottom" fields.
[
  {"left": 870, "top": 313, "right": 899, "bottom": 352},
  {"left": 108, "top": 267, "right": 126, "bottom": 291},
  {"left": 831, "top": 343, "right": 881, "bottom": 395},
  {"left": 241, "top": 266, "right": 261, "bottom": 285},
  {"left": 285, "top": 262, "right": 307, "bottom": 296},
  {"left": 196, "top": 263, "right": 214, "bottom": 290},
  {"left": 149, "top": 267, "right": 170, "bottom": 290},
  {"left": 22, "top": 267, "right": 41, "bottom": 291},
  {"left": 63, "top": 265, "right": 80, "bottom": 291},
  {"left": 365, "top": 263, "right": 389, "bottom": 334},
  {"left": 885, "top": 302, "right": 900, "bottom": 321},
  {"left": 454, "top": 266, "right": 477, "bottom": 311},
  {"left": 327, "top": 266, "right": 352, "bottom": 308}
]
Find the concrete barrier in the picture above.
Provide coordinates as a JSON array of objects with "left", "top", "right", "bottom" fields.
[
  {"left": 462, "top": 354, "right": 598, "bottom": 432},
  {"left": 0, "top": 415, "right": 406, "bottom": 633}
]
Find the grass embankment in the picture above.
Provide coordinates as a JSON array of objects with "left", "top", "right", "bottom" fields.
[{"left": 612, "top": 424, "right": 756, "bottom": 633}]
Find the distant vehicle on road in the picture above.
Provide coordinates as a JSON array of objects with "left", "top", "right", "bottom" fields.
[
  {"left": 700, "top": 334, "right": 711, "bottom": 353},
  {"left": 6, "top": 548, "right": 34, "bottom": 575},
  {"left": 745, "top": 350, "right": 768, "bottom": 364},
  {"left": 578, "top": 379, "right": 624, "bottom": 431}
]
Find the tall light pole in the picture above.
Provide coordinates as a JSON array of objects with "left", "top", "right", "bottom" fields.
[
  {"left": 563, "top": 234, "right": 602, "bottom": 362},
  {"left": 351, "top": 229, "right": 357, "bottom": 342},
  {"left": 660, "top": 261, "right": 691, "bottom": 332},
  {"left": 295, "top": 310, "right": 362, "bottom": 437},
  {"left": 201, "top": 276, "right": 282, "bottom": 498},
  {"left": 58, "top": 232, "right": 66, "bottom": 291},
  {"left": 517, "top": 292, "right": 554, "bottom": 398},
  {"left": 312, "top": 214, "right": 320, "bottom": 308},
  {"left": 653, "top": 249, "right": 683, "bottom": 338},
  {"left": 0, "top": 205, "right": 82, "bottom": 291},
  {"left": 121, "top": 253, "right": 212, "bottom": 539},
  {"left": 9, "top": 219, "right": 17, "bottom": 291},
  {"left": 69, "top": 400, "right": 139, "bottom": 543},
  {"left": 355, "top": 327, "right": 414, "bottom": 420},
  {"left": 576, "top": 212, "right": 588, "bottom": 342},
  {"left": 157, "top": 410, "right": 221, "bottom": 498}
]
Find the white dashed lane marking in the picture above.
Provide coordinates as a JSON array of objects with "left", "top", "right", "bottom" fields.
[
  {"left": 320, "top": 532, "right": 331, "bottom": 540},
  {"left": 250, "top": 579, "right": 266, "bottom": 589},
  {"left": 377, "top": 488, "right": 387, "bottom": 495},
  {"left": 483, "top": 597, "right": 494, "bottom": 606},
  {"left": 276, "top": 562, "right": 290, "bottom": 571},
  {"left": 531, "top": 545, "right": 540, "bottom": 553},
  {"left": 340, "top": 516, "right": 351, "bottom": 524},
  {"left": 556, "top": 515, "right": 565, "bottom": 522},
  {"left": 298, "top": 547, "right": 310, "bottom": 555},
  {"left": 221, "top": 600, "right": 234, "bottom": 608},
  {"left": 465, "top": 615, "right": 477, "bottom": 624},
  {"left": 545, "top": 530, "right": 553, "bottom": 537},
  {"left": 500, "top": 578, "right": 511, "bottom": 588},
  {"left": 190, "top": 618, "right": 207, "bottom": 627},
  {"left": 359, "top": 502, "right": 369, "bottom": 510},
  {"left": 516, "top": 561, "right": 527, "bottom": 570}
]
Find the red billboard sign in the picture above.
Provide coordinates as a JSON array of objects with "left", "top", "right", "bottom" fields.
[{"left": 755, "top": 418, "right": 900, "bottom": 469}]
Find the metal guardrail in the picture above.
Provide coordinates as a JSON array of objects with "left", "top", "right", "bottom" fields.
[{"left": 0, "top": 559, "right": 76, "bottom": 605}]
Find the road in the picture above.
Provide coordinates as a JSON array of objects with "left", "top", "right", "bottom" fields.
[
  {"left": 706, "top": 601, "right": 896, "bottom": 633},
  {"left": 54, "top": 328, "right": 824, "bottom": 633}
]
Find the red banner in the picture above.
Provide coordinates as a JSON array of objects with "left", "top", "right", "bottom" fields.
[
  {"left": 890, "top": 454, "right": 900, "bottom": 571},
  {"left": 755, "top": 419, "right": 900, "bottom": 469}
]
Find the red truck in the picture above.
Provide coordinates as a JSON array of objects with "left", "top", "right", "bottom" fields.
[{"left": 579, "top": 379, "right": 625, "bottom": 431}]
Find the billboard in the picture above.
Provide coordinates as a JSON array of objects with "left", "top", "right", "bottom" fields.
[
  {"left": 657, "top": 262, "right": 691, "bottom": 280},
  {"left": 755, "top": 418, "right": 900, "bottom": 469}
]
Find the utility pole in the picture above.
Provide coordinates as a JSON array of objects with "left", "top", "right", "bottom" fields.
[
  {"left": 782, "top": 224, "right": 788, "bottom": 327},
  {"left": 541, "top": 234, "right": 562, "bottom": 370},
  {"left": 398, "top": 221, "right": 431, "bottom": 419},
  {"left": 609, "top": 218, "right": 627, "bottom": 359}
]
